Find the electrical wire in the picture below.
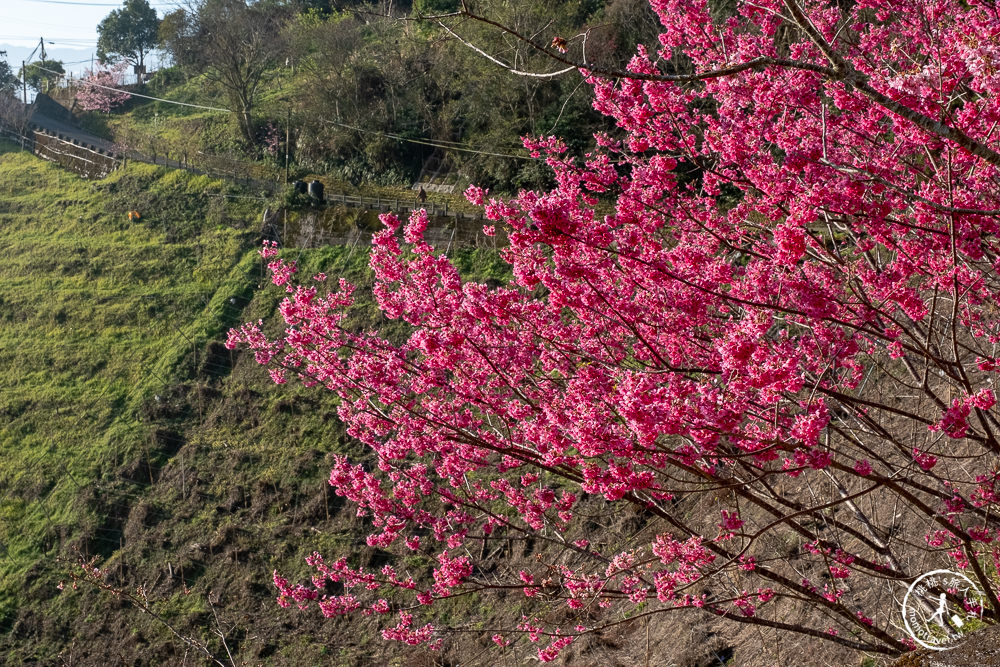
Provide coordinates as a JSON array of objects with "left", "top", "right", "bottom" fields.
[
  {"left": 14, "top": 0, "right": 176, "bottom": 6},
  {"left": 0, "top": 16, "right": 101, "bottom": 31},
  {"left": 29, "top": 61, "right": 537, "bottom": 163},
  {"left": 0, "top": 41, "right": 97, "bottom": 51},
  {"left": 29, "top": 63, "right": 230, "bottom": 112},
  {"left": 0, "top": 35, "right": 96, "bottom": 44},
  {"left": 323, "top": 118, "right": 536, "bottom": 161}
]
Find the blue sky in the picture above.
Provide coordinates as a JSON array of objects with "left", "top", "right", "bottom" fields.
[{"left": 1, "top": 0, "right": 175, "bottom": 76}]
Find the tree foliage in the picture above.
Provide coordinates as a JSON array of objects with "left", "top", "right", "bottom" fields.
[
  {"left": 140, "top": 0, "right": 644, "bottom": 184},
  {"left": 97, "top": 0, "right": 161, "bottom": 69},
  {"left": 20, "top": 60, "right": 63, "bottom": 93},
  {"left": 186, "top": 0, "right": 287, "bottom": 144},
  {"left": 284, "top": 0, "right": 614, "bottom": 187},
  {"left": 0, "top": 52, "right": 18, "bottom": 96},
  {"left": 157, "top": 7, "right": 201, "bottom": 72},
  {"left": 229, "top": 0, "right": 1000, "bottom": 660}
]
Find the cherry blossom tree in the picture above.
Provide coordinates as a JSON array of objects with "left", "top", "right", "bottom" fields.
[
  {"left": 75, "top": 62, "right": 131, "bottom": 113},
  {"left": 229, "top": 0, "right": 1000, "bottom": 659}
]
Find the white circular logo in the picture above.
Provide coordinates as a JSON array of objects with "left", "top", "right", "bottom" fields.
[{"left": 902, "top": 569, "right": 985, "bottom": 650}]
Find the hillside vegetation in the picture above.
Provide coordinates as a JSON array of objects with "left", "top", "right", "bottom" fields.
[
  {"left": 56, "top": 0, "right": 662, "bottom": 195},
  {"left": 0, "top": 141, "right": 517, "bottom": 664}
]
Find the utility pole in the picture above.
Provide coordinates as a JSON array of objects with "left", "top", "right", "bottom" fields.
[
  {"left": 282, "top": 58, "right": 293, "bottom": 185},
  {"left": 285, "top": 103, "right": 291, "bottom": 185},
  {"left": 20, "top": 59, "right": 27, "bottom": 151}
]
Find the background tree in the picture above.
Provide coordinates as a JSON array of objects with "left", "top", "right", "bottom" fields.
[
  {"left": 0, "top": 52, "right": 18, "bottom": 96},
  {"left": 97, "top": 0, "right": 161, "bottom": 72},
  {"left": 287, "top": 10, "right": 431, "bottom": 183},
  {"left": 189, "top": 0, "right": 287, "bottom": 144},
  {"left": 0, "top": 52, "right": 27, "bottom": 145},
  {"left": 146, "top": 0, "right": 652, "bottom": 183},
  {"left": 19, "top": 59, "right": 63, "bottom": 93},
  {"left": 230, "top": 0, "right": 1000, "bottom": 660},
  {"left": 284, "top": 0, "right": 612, "bottom": 187},
  {"left": 0, "top": 82, "right": 29, "bottom": 143},
  {"left": 157, "top": 7, "right": 200, "bottom": 72}
]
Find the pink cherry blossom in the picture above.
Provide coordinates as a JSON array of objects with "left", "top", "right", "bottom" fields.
[{"left": 228, "top": 0, "right": 1000, "bottom": 657}]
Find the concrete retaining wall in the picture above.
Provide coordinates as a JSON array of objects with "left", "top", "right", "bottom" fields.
[{"left": 30, "top": 129, "right": 119, "bottom": 179}]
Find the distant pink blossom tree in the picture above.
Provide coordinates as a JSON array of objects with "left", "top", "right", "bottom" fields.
[
  {"left": 259, "top": 121, "right": 280, "bottom": 157},
  {"left": 229, "top": 0, "right": 1000, "bottom": 660},
  {"left": 75, "top": 62, "right": 131, "bottom": 113}
]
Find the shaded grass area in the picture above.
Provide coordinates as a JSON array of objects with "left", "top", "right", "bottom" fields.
[{"left": 0, "top": 141, "right": 515, "bottom": 664}]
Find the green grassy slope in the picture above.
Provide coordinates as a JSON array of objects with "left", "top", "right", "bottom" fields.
[
  {"left": 0, "top": 142, "right": 260, "bottom": 653},
  {"left": 0, "top": 142, "right": 516, "bottom": 665}
]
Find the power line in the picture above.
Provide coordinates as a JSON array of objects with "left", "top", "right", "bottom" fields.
[
  {"left": 0, "top": 16, "right": 100, "bottom": 31},
  {"left": 29, "top": 61, "right": 534, "bottom": 164},
  {"left": 14, "top": 0, "right": 176, "bottom": 6},
  {"left": 29, "top": 63, "right": 230, "bottom": 112},
  {"left": 323, "top": 118, "right": 536, "bottom": 161},
  {"left": 0, "top": 35, "right": 97, "bottom": 43}
]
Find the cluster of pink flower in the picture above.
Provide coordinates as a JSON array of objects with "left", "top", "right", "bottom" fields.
[
  {"left": 228, "top": 0, "right": 1000, "bottom": 658},
  {"left": 75, "top": 62, "right": 131, "bottom": 113}
]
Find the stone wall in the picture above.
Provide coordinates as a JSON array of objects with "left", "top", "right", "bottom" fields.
[{"left": 30, "top": 129, "right": 118, "bottom": 179}]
